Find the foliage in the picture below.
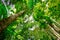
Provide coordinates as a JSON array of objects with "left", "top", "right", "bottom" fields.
[
  {"left": 0, "top": 0, "right": 60, "bottom": 40},
  {"left": 0, "top": 1, "right": 7, "bottom": 20}
]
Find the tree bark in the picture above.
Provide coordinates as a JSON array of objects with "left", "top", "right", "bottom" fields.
[{"left": 0, "top": 10, "right": 25, "bottom": 32}]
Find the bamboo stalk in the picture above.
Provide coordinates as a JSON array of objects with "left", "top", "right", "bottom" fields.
[{"left": 48, "top": 25, "right": 60, "bottom": 39}]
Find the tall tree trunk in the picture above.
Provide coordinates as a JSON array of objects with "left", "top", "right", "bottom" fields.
[{"left": 0, "top": 10, "right": 25, "bottom": 32}]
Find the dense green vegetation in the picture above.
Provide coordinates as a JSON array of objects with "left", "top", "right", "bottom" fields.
[{"left": 0, "top": 0, "right": 60, "bottom": 40}]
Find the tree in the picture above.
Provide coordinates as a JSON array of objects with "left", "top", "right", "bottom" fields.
[{"left": 0, "top": 0, "right": 60, "bottom": 40}]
